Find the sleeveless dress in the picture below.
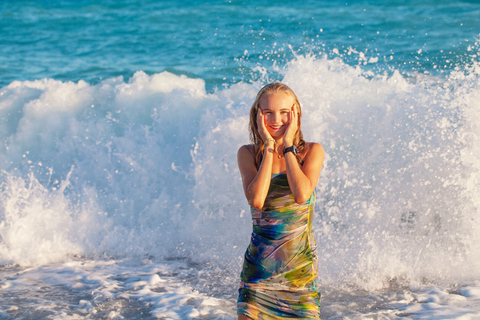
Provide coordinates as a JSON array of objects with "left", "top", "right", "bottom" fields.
[{"left": 237, "top": 173, "right": 321, "bottom": 319}]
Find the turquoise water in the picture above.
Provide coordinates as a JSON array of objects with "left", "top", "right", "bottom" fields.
[{"left": 1, "top": 0, "right": 479, "bottom": 89}]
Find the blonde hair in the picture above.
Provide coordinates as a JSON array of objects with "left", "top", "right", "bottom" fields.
[{"left": 249, "top": 82, "right": 306, "bottom": 168}]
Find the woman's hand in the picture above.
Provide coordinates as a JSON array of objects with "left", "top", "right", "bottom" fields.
[
  {"left": 283, "top": 104, "right": 298, "bottom": 147},
  {"left": 257, "top": 108, "right": 273, "bottom": 142}
]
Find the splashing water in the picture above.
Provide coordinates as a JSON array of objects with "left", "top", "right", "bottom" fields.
[{"left": 0, "top": 54, "right": 479, "bottom": 295}]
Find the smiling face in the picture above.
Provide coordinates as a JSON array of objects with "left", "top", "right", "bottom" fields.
[{"left": 259, "top": 92, "right": 295, "bottom": 139}]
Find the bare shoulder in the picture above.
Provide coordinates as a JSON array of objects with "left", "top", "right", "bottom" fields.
[
  {"left": 301, "top": 142, "right": 325, "bottom": 182},
  {"left": 237, "top": 144, "right": 258, "bottom": 181},
  {"left": 237, "top": 144, "right": 255, "bottom": 158},
  {"left": 303, "top": 142, "right": 324, "bottom": 159},
  {"left": 237, "top": 144, "right": 256, "bottom": 166}
]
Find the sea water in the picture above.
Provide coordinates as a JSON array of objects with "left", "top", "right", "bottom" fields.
[{"left": 1, "top": 0, "right": 480, "bottom": 319}]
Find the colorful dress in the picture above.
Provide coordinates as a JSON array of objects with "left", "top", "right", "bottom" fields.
[{"left": 238, "top": 173, "right": 321, "bottom": 319}]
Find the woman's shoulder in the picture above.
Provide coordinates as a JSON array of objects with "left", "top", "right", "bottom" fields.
[
  {"left": 238, "top": 144, "right": 255, "bottom": 152},
  {"left": 237, "top": 144, "right": 256, "bottom": 159},
  {"left": 237, "top": 144, "right": 257, "bottom": 171},
  {"left": 302, "top": 142, "right": 324, "bottom": 157},
  {"left": 300, "top": 142, "right": 325, "bottom": 170}
]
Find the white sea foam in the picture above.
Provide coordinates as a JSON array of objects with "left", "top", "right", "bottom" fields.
[
  {"left": 1, "top": 55, "right": 480, "bottom": 318},
  {"left": 0, "top": 258, "right": 479, "bottom": 319},
  {"left": 0, "top": 258, "right": 235, "bottom": 319}
]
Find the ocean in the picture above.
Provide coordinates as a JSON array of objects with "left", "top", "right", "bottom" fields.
[{"left": 1, "top": 0, "right": 480, "bottom": 319}]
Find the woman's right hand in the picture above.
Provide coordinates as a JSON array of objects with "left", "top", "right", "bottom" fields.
[{"left": 257, "top": 108, "right": 273, "bottom": 142}]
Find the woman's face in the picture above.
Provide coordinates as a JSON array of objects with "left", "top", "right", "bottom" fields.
[{"left": 259, "top": 92, "right": 295, "bottom": 139}]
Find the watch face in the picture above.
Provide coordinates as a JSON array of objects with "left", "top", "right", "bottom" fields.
[{"left": 292, "top": 145, "right": 298, "bottom": 155}]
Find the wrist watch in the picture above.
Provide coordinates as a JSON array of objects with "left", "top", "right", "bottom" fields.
[{"left": 283, "top": 145, "right": 298, "bottom": 156}]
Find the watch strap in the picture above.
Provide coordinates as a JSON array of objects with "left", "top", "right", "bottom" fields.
[{"left": 283, "top": 145, "right": 298, "bottom": 155}]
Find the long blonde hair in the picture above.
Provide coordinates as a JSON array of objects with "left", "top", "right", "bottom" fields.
[{"left": 249, "top": 82, "right": 306, "bottom": 169}]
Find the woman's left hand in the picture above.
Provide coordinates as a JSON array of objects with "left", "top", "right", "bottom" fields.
[{"left": 283, "top": 104, "right": 298, "bottom": 147}]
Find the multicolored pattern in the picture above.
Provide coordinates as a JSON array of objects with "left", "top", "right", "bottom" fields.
[{"left": 238, "top": 173, "right": 321, "bottom": 319}]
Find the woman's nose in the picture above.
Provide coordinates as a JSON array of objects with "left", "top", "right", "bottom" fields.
[{"left": 273, "top": 113, "right": 281, "bottom": 123}]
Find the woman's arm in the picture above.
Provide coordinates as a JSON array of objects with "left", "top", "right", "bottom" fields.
[
  {"left": 283, "top": 105, "right": 324, "bottom": 203},
  {"left": 237, "top": 141, "right": 275, "bottom": 209},
  {"left": 285, "top": 142, "right": 324, "bottom": 203},
  {"left": 237, "top": 110, "right": 275, "bottom": 209}
]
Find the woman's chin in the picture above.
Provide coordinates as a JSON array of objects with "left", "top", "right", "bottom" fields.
[{"left": 270, "top": 132, "right": 285, "bottom": 140}]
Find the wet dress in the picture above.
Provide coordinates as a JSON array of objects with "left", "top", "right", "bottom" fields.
[{"left": 238, "top": 173, "right": 321, "bottom": 319}]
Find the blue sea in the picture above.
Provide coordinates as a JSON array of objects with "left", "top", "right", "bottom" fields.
[{"left": 1, "top": 1, "right": 480, "bottom": 319}]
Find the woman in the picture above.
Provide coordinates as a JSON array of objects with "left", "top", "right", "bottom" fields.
[{"left": 237, "top": 82, "right": 324, "bottom": 319}]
